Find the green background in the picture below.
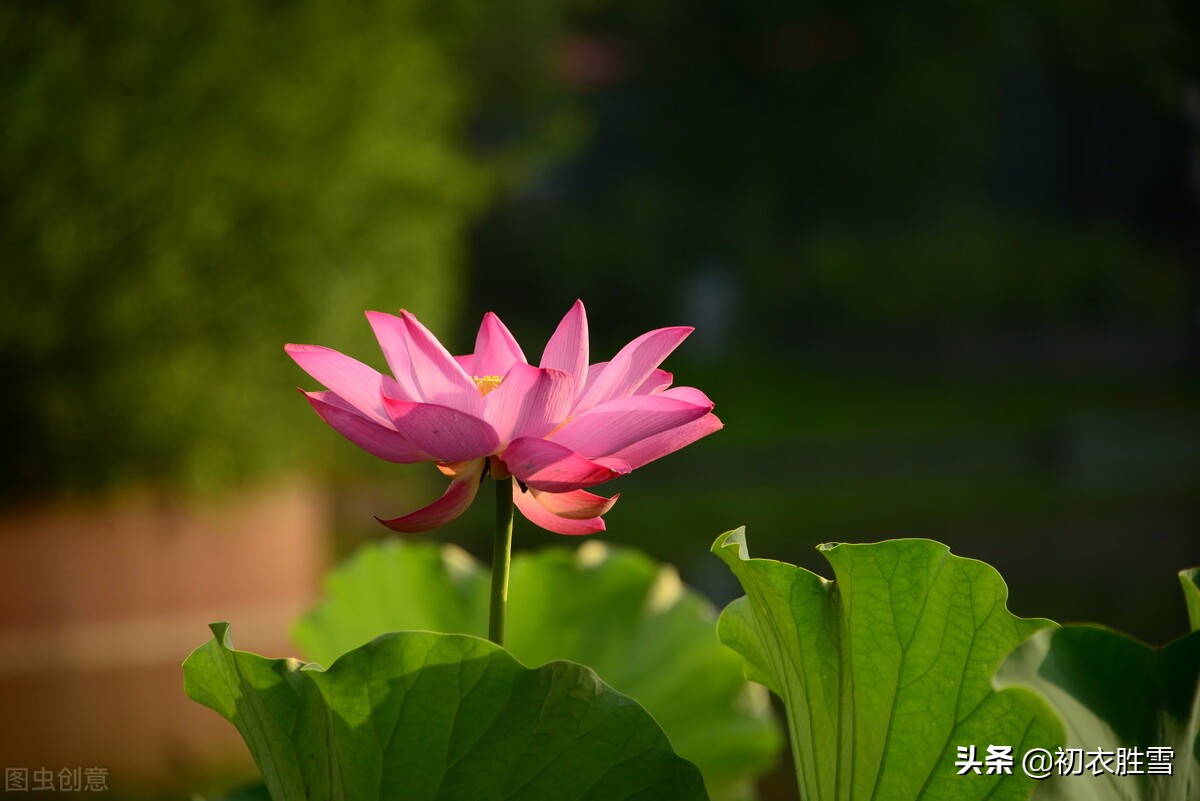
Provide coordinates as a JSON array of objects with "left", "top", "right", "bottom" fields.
[{"left": 3, "top": 1, "right": 1198, "bottom": 798}]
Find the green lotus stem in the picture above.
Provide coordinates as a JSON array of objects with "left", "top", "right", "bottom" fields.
[{"left": 489, "top": 477, "right": 514, "bottom": 646}]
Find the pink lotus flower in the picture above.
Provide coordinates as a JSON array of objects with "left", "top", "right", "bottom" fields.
[{"left": 285, "top": 301, "right": 721, "bottom": 534}]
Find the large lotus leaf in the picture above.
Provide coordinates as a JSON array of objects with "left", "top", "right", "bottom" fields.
[
  {"left": 294, "top": 539, "right": 491, "bottom": 656},
  {"left": 1181, "top": 568, "right": 1200, "bottom": 633},
  {"left": 292, "top": 540, "right": 780, "bottom": 801},
  {"left": 993, "top": 573, "right": 1200, "bottom": 801},
  {"left": 712, "top": 527, "right": 1063, "bottom": 801},
  {"left": 185, "top": 623, "right": 708, "bottom": 801}
]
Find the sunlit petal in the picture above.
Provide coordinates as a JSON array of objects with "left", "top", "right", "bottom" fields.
[
  {"left": 471, "top": 312, "right": 527, "bottom": 377},
  {"left": 285, "top": 344, "right": 390, "bottom": 423},
  {"left": 504, "top": 437, "right": 630, "bottom": 492},
  {"left": 382, "top": 397, "right": 500, "bottom": 462},
  {"left": 550, "top": 394, "right": 713, "bottom": 458},
  {"left": 483, "top": 363, "right": 575, "bottom": 443},
  {"left": 540, "top": 300, "right": 589, "bottom": 398},
  {"left": 573, "top": 326, "right": 692, "bottom": 414},
  {"left": 607, "top": 411, "right": 723, "bottom": 470},
  {"left": 399, "top": 310, "right": 484, "bottom": 415},
  {"left": 365, "top": 311, "right": 422, "bottom": 401},
  {"left": 636, "top": 368, "right": 673, "bottom": 395},
  {"left": 302, "top": 391, "right": 432, "bottom": 463}
]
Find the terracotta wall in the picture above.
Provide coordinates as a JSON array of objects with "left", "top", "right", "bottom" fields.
[{"left": 0, "top": 480, "right": 329, "bottom": 796}]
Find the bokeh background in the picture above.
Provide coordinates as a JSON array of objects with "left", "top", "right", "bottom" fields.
[{"left": 2, "top": 1, "right": 1198, "bottom": 798}]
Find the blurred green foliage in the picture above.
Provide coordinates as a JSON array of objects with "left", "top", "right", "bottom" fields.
[
  {"left": 444, "top": 1, "right": 1200, "bottom": 657},
  {"left": 787, "top": 210, "right": 1184, "bottom": 330},
  {"left": 0, "top": 1, "right": 571, "bottom": 496},
  {"left": 470, "top": 0, "right": 1195, "bottom": 349}
]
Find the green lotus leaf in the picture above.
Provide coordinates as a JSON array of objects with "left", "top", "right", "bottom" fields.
[
  {"left": 292, "top": 540, "right": 780, "bottom": 801},
  {"left": 1181, "top": 568, "right": 1200, "bottom": 634},
  {"left": 712, "top": 527, "right": 1063, "bottom": 801},
  {"left": 993, "top": 572, "right": 1200, "bottom": 800},
  {"left": 185, "top": 623, "right": 707, "bottom": 801}
]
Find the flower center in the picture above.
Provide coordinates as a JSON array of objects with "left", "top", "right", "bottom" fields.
[{"left": 473, "top": 375, "right": 503, "bottom": 396}]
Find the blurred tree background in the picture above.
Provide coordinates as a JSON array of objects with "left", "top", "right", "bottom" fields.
[
  {"left": 446, "top": 0, "right": 1200, "bottom": 649},
  {"left": 0, "top": 0, "right": 571, "bottom": 496}
]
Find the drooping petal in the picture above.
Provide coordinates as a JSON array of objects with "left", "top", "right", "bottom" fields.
[
  {"left": 528, "top": 488, "right": 618, "bottom": 520},
  {"left": 606, "top": 411, "right": 724, "bottom": 470},
  {"left": 512, "top": 484, "right": 607, "bottom": 536},
  {"left": 302, "top": 391, "right": 432, "bottom": 463},
  {"left": 285, "top": 344, "right": 390, "bottom": 423},
  {"left": 471, "top": 312, "right": 527, "bottom": 377},
  {"left": 483, "top": 363, "right": 574, "bottom": 443},
  {"left": 381, "top": 397, "right": 500, "bottom": 462},
  {"left": 540, "top": 300, "right": 589, "bottom": 397},
  {"left": 573, "top": 326, "right": 693, "bottom": 414},
  {"left": 377, "top": 460, "right": 484, "bottom": 532},
  {"left": 549, "top": 393, "right": 713, "bottom": 458},
  {"left": 503, "top": 437, "right": 630, "bottom": 493},
  {"left": 364, "top": 312, "right": 421, "bottom": 401},
  {"left": 399, "top": 310, "right": 484, "bottom": 416}
]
